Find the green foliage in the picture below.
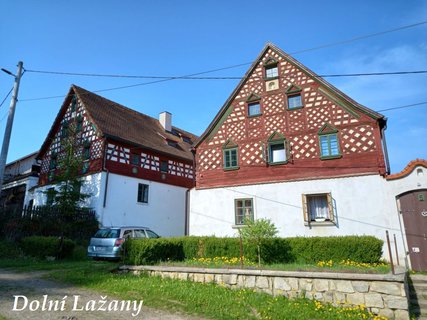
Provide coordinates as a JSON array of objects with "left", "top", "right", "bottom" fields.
[
  {"left": 0, "top": 241, "right": 21, "bottom": 258},
  {"left": 124, "top": 235, "right": 383, "bottom": 265},
  {"left": 239, "top": 218, "right": 278, "bottom": 266},
  {"left": 40, "top": 261, "right": 381, "bottom": 320},
  {"left": 123, "top": 238, "right": 184, "bottom": 265},
  {"left": 20, "top": 236, "right": 75, "bottom": 259}
]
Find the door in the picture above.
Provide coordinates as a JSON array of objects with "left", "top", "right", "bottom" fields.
[{"left": 399, "top": 189, "right": 427, "bottom": 271}]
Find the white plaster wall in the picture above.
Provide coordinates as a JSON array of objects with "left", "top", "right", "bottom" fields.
[
  {"left": 100, "top": 173, "right": 187, "bottom": 237},
  {"left": 387, "top": 165, "right": 427, "bottom": 196},
  {"left": 31, "top": 172, "right": 187, "bottom": 237},
  {"left": 190, "top": 174, "right": 405, "bottom": 264},
  {"left": 31, "top": 173, "right": 104, "bottom": 212}
]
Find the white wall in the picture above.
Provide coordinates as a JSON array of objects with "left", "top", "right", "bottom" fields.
[
  {"left": 100, "top": 173, "right": 187, "bottom": 237},
  {"left": 190, "top": 174, "right": 406, "bottom": 264},
  {"left": 31, "top": 172, "right": 188, "bottom": 237},
  {"left": 31, "top": 173, "right": 104, "bottom": 210}
]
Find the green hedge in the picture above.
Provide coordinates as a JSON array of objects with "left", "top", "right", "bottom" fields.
[
  {"left": 20, "top": 236, "right": 75, "bottom": 259},
  {"left": 123, "top": 235, "right": 383, "bottom": 265}
]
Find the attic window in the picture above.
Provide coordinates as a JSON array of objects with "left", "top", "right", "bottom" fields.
[
  {"left": 286, "top": 85, "right": 304, "bottom": 110},
  {"left": 71, "top": 96, "right": 77, "bottom": 112},
  {"left": 246, "top": 93, "right": 261, "bottom": 117},
  {"left": 76, "top": 116, "right": 83, "bottom": 133},
  {"left": 61, "top": 121, "right": 69, "bottom": 138},
  {"left": 49, "top": 153, "right": 57, "bottom": 170},
  {"left": 182, "top": 136, "right": 192, "bottom": 144},
  {"left": 166, "top": 139, "right": 178, "bottom": 147},
  {"left": 264, "top": 58, "right": 278, "bottom": 80}
]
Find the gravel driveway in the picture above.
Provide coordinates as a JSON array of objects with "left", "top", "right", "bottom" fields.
[{"left": 0, "top": 269, "right": 204, "bottom": 320}]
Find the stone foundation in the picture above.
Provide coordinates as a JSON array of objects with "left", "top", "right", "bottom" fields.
[{"left": 119, "top": 265, "right": 409, "bottom": 320}]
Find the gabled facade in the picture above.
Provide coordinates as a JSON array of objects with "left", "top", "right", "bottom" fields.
[
  {"left": 32, "top": 85, "right": 196, "bottom": 236},
  {"left": 189, "top": 43, "right": 413, "bottom": 265}
]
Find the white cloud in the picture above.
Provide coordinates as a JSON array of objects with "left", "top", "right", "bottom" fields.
[{"left": 326, "top": 44, "right": 427, "bottom": 108}]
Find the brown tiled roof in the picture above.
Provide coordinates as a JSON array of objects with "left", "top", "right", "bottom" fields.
[
  {"left": 386, "top": 159, "right": 427, "bottom": 180},
  {"left": 39, "top": 85, "right": 197, "bottom": 162}
]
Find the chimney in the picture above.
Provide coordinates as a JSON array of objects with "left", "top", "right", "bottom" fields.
[{"left": 159, "top": 111, "right": 172, "bottom": 132}]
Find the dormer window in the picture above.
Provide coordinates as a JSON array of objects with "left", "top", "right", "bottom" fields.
[
  {"left": 246, "top": 93, "right": 261, "bottom": 117},
  {"left": 182, "top": 136, "right": 192, "bottom": 144},
  {"left": 264, "top": 58, "right": 279, "bottom": 80},
  {"left": 166, "top": 139, "right": 178, "bottom": 147},
  {"left": 286, "top": 85, "right": 304, "bottom": 110}
]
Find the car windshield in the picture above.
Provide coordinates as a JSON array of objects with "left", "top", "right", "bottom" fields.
[{"left": 93, "top": 229, "right": 120, "bottom": 238}]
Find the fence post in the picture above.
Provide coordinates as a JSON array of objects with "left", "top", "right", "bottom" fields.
[
  {"left": 386, "top": 230, "right": 395, "bottom": 274},
  {"left": 393, "top": 233, "right": 400, "bottom": 266}
]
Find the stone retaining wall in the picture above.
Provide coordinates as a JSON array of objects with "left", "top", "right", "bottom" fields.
[{"left": 119, "top": 265, "right": 409, "bottom": 320}]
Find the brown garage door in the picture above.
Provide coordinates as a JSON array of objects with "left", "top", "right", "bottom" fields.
[{"left": 399, "top": 189, "right": 427, "bottom": 271}]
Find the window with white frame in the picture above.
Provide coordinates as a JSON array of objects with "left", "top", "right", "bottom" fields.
[
  {"left": 302, "top": 193, "right": 334, "bottom": 223},
  {"left": 265, "top": 64, "right": 278, "bottom": 79},
  {"left": 235, "top": 198, "right": 254, "bottom": 225}
]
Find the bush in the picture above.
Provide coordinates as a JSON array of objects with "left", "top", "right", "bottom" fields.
[
  {"left": 0, "top": 241, "right": 22, "bottom": 258},
  {"left": 20, "top": 236, "right": 75, "bottom": 259},
  {"left": 123, "top": 238, "right": 184, "bottom": 265},
  {"left": 123, "top": 235, "right": 383, "bottom": 265}
]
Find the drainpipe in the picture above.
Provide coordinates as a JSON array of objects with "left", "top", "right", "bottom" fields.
[
  {"left": 185, "top": 189, "right": 190, "bottom": 236},
  {"left": 381, "top": 118, "right": 391, "bottom": 175},
  {"left": 101, "top": 140, "right": 109, "bottom": 226}
]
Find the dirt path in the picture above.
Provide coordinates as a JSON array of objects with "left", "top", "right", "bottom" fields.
[{"left": 0, "top": 269, "right": 204, "bottom": 320}]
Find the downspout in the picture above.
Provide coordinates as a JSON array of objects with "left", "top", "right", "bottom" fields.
[
  {"left": 184, "top": 147, "right": 197, "bottom": 236},
  {"left": 185, "top": 189, "right": 190, "bottom": 236},
  {"left": 101, "top": 140, "right": 109, "bottom": 226},
  {"left": 381, "top": 118, "right": 391, "bottom": 175}
]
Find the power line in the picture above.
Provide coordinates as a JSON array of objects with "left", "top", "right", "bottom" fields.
[
  {"left": 24, "top": 69, "right": 427, "bottom": 80},
  {"left": 19, "top": 19, "right": 427, "bottom": 101},
  {"left": 376, "top": 101, "right": 427, "bottom": 112},
  {"left": 0, "top": 87, "right": 13, "bottom": 108}
]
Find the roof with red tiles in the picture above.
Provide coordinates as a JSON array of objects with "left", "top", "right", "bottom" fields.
[
  {"left": 386, "top": 159, "right": 427, "bottom": 180},
  {"left": 38, "top": 85, "right": 197, "bottom": 162}
]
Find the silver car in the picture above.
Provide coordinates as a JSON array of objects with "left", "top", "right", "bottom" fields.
[{"left": 87, "top": 226, "right": 160, "bottom": 259}]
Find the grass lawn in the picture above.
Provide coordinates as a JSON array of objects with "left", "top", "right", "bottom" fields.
[
  {"left": 0, "top": 258, "right": 387, "bottom": 320},
  {"left": 160, "top": 257, "right": 390, "bottom": 274}
]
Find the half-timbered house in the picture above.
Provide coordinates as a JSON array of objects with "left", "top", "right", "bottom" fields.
[
  {"left": 189, "top": 43, "right": 413, "bottom": 263},
  {"left": 32, "top": 85, "right": 196, "bottom": 236}
]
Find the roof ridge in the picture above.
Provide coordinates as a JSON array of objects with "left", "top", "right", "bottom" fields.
[{"left": 72, "top": 85, "right": 157, "bottom": 122}]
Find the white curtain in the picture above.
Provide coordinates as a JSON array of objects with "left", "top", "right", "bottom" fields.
[{"left": 308, "top": 195, "right": 328, "bottom": 220}]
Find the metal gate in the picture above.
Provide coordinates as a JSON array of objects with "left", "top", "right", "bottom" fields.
[{"left": 399, "top": 189, "right": 427, "bottom": 271}]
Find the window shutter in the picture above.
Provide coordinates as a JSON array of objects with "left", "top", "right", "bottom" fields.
[
  {"left": 302, "top": 194, "right": 309, "bottom": 223},
  {"left": 327, "top": 192, "right": 335, "bottom": 222}
]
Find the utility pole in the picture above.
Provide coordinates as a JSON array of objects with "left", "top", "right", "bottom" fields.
[{"left": 0, "top": 61, "right": 24, "bottom": 195}]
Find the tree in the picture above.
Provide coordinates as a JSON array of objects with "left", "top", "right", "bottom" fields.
[
  {"left": 44, "top": 121, "right": 92, "bottom": 257},
  {"left": 239, "top": 218, "right": 278, "bottom": 267}
]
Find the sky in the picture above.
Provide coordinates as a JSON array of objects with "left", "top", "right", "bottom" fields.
[{"left": 0, "top": 1, "right": 426, "bottom": 173}]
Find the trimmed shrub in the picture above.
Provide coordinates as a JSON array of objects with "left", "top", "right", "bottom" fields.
[
  {"left": 124, "top": 235, "right": 383, "bottom": 265},
  {"left": 20, "top": 236, "right": 75, "bottom": 259},
  {"left": 123, "top": 238, "right": 184, "bottom": 265}
]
